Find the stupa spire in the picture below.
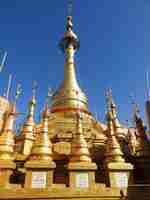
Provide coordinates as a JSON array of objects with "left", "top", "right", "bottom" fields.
[
  {"left": 105, "top": 89, "right": 123, "bottom": 138},
  {"left": 16, "top": 82, "right": 36, "bottom": 156},
  {"left": 133, "top": 103, "right": 148, "bottom": 156},
  {"left": 105, "top": 110, "right": 125, "bottom": 163},
  {"left": 70, "top": 112, "right": 91, "bottom": 163},
  {"left": 105, "top": 92, "right": 125, "bottom": 163},
  {"left": 29, "top": 104, "right": 53, "bottom": 161},
  {"left": 51, "top": 12, "right": 88, "bottom": 113}
]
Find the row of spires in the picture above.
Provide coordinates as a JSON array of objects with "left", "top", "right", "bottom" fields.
[{"left": 0, "top": 87, "right": 142, "bottom": 164}]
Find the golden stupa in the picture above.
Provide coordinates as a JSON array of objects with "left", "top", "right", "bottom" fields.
[{"left": 0, "top": 10, "right": 149, "bottom": 200}]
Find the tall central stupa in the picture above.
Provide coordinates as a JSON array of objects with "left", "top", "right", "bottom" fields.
[{"left": 51, "top": 16, "right": 88, "bottom": 114}]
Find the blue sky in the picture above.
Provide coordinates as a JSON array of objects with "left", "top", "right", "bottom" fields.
[{"left": 0, "top": 0, "right": 146, "bottom": 127}]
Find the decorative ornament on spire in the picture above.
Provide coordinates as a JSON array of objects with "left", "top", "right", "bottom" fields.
[
  {"left": 27, "top": 80, "right": 37, "bottom": 117},
  {"left": 105, "top": 89, "right": 117, "bottom": 119},
  {"left": 105, "top": 89, "right": 123, "bottom": 139},
  {"left": 59, "top": 13, "right": 79, "bottom": 52},
  {"left": 15, "top": 83, "right": 22, "bottom": 103},
  {"left": 32, "top": 80, "right": 38, "bottom": 97},
  {"left": 46, "top": 87, "right": 53, "bottom": 107}
]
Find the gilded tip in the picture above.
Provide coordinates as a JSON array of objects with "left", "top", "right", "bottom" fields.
[
  {"left": 42, "top": 104, "right": 49, "bottom": 119},
  {"left": 66, "top": 15, "right": 73, "bottom": 30}
]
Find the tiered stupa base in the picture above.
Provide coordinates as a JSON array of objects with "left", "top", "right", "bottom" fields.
[
  {"left": 25, "top": 160, "right": 56, "bottom": 189},
  {"left": 106, "top": 162, "right": 133, "bottom": 188}
]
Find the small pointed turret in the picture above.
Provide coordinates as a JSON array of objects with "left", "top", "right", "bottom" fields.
[
  {"left": 70, "top": 112, "right": 91, "bottom": 163},
  {"left": 128, "top": 128, "right": 137, "bottom": 155},
  {"left": 51, "top": 16, "right": 88, "bottom": 114},
  {"left": 0, "top": 103, "right": 17, "bottom": 160},
  {"left": 105, "top": 102, "right": 133, "bottom": 188},
  {"left": 22, "top": 94, "right": 36, "bottom": 135},
  {"left": 68, "top": 111, "right": 97, "bottom": 188},
  {"left": 29, "top": 104, "right": 53, "bottom": 161},
  {"left": 17, "top": 94, "right": 36, "bottom": 156},
  {"left": 106, "top": 89, "right": 123, "bottom": 138},
  {"left": 133, "top": 104, "right": 148, "bottom": 156},
  {"left": 105, "top": 111, "right": 125, "bottom": 163}
]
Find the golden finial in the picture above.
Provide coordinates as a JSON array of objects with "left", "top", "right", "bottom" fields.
[
  {"left": 70, "top": 112, "right": 91, "bottom": 163},
  {"left": 105, "top": 89, "right": 123, "bottom": 137},
  {"left": 15, "top": 83, "right": 22, "bottom": 104},
  {"left": 29, "top": 104, "right": 53, "bottom": 161},
  {"left": 18, "top": 83, "right": 37, "bottom": 155},
  {"left": 105, "top": 108, "right": 125, "bottom": 163},
  {"left": 46, "top": 87, "right": 53, "bottom": 107},
  {"left": 106, "top": 88, "right": 117, "bottom": 118},
  {"left": 27, "top": 81, "right": 37, "bottom": 118},
  {"left": 32, "top": 80, "right": 38, "bottom": 97}
]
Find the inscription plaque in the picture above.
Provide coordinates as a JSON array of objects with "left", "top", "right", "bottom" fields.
[
  {"left": 76, "top": 173, "right": 89, "bottom": 188},
  {"left": 31, "top": 172, "right": 47, "bottom": 188},
  {"left": 115, "top": 172, "right": 128, "bottom": 188}
]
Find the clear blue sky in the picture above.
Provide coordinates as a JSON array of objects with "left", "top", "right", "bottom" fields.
[{"left": 0, "top": 0, "right": 146, "bottom": 127}]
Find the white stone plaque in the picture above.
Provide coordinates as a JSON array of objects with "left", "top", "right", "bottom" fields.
[
  {"left": 115, "top": 172, "right": 128, "bottom": 188},
  {"left": 31, "top": 172, "right": 47, "bottom": 188},
  {"left": 76, "top": 173, "right": 89, "bottom": 188}
]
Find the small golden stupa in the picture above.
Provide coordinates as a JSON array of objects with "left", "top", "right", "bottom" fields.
[
  {"left": 16, "top": 94, "right": 36, "bottom": 156},
  {"left": 0, "top": 103, "right": 17, "bottom": 188}
]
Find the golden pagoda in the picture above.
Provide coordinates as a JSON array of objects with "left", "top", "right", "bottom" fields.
[{"left": 0, "top": 7, "right": 149, "bottom": 200}]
